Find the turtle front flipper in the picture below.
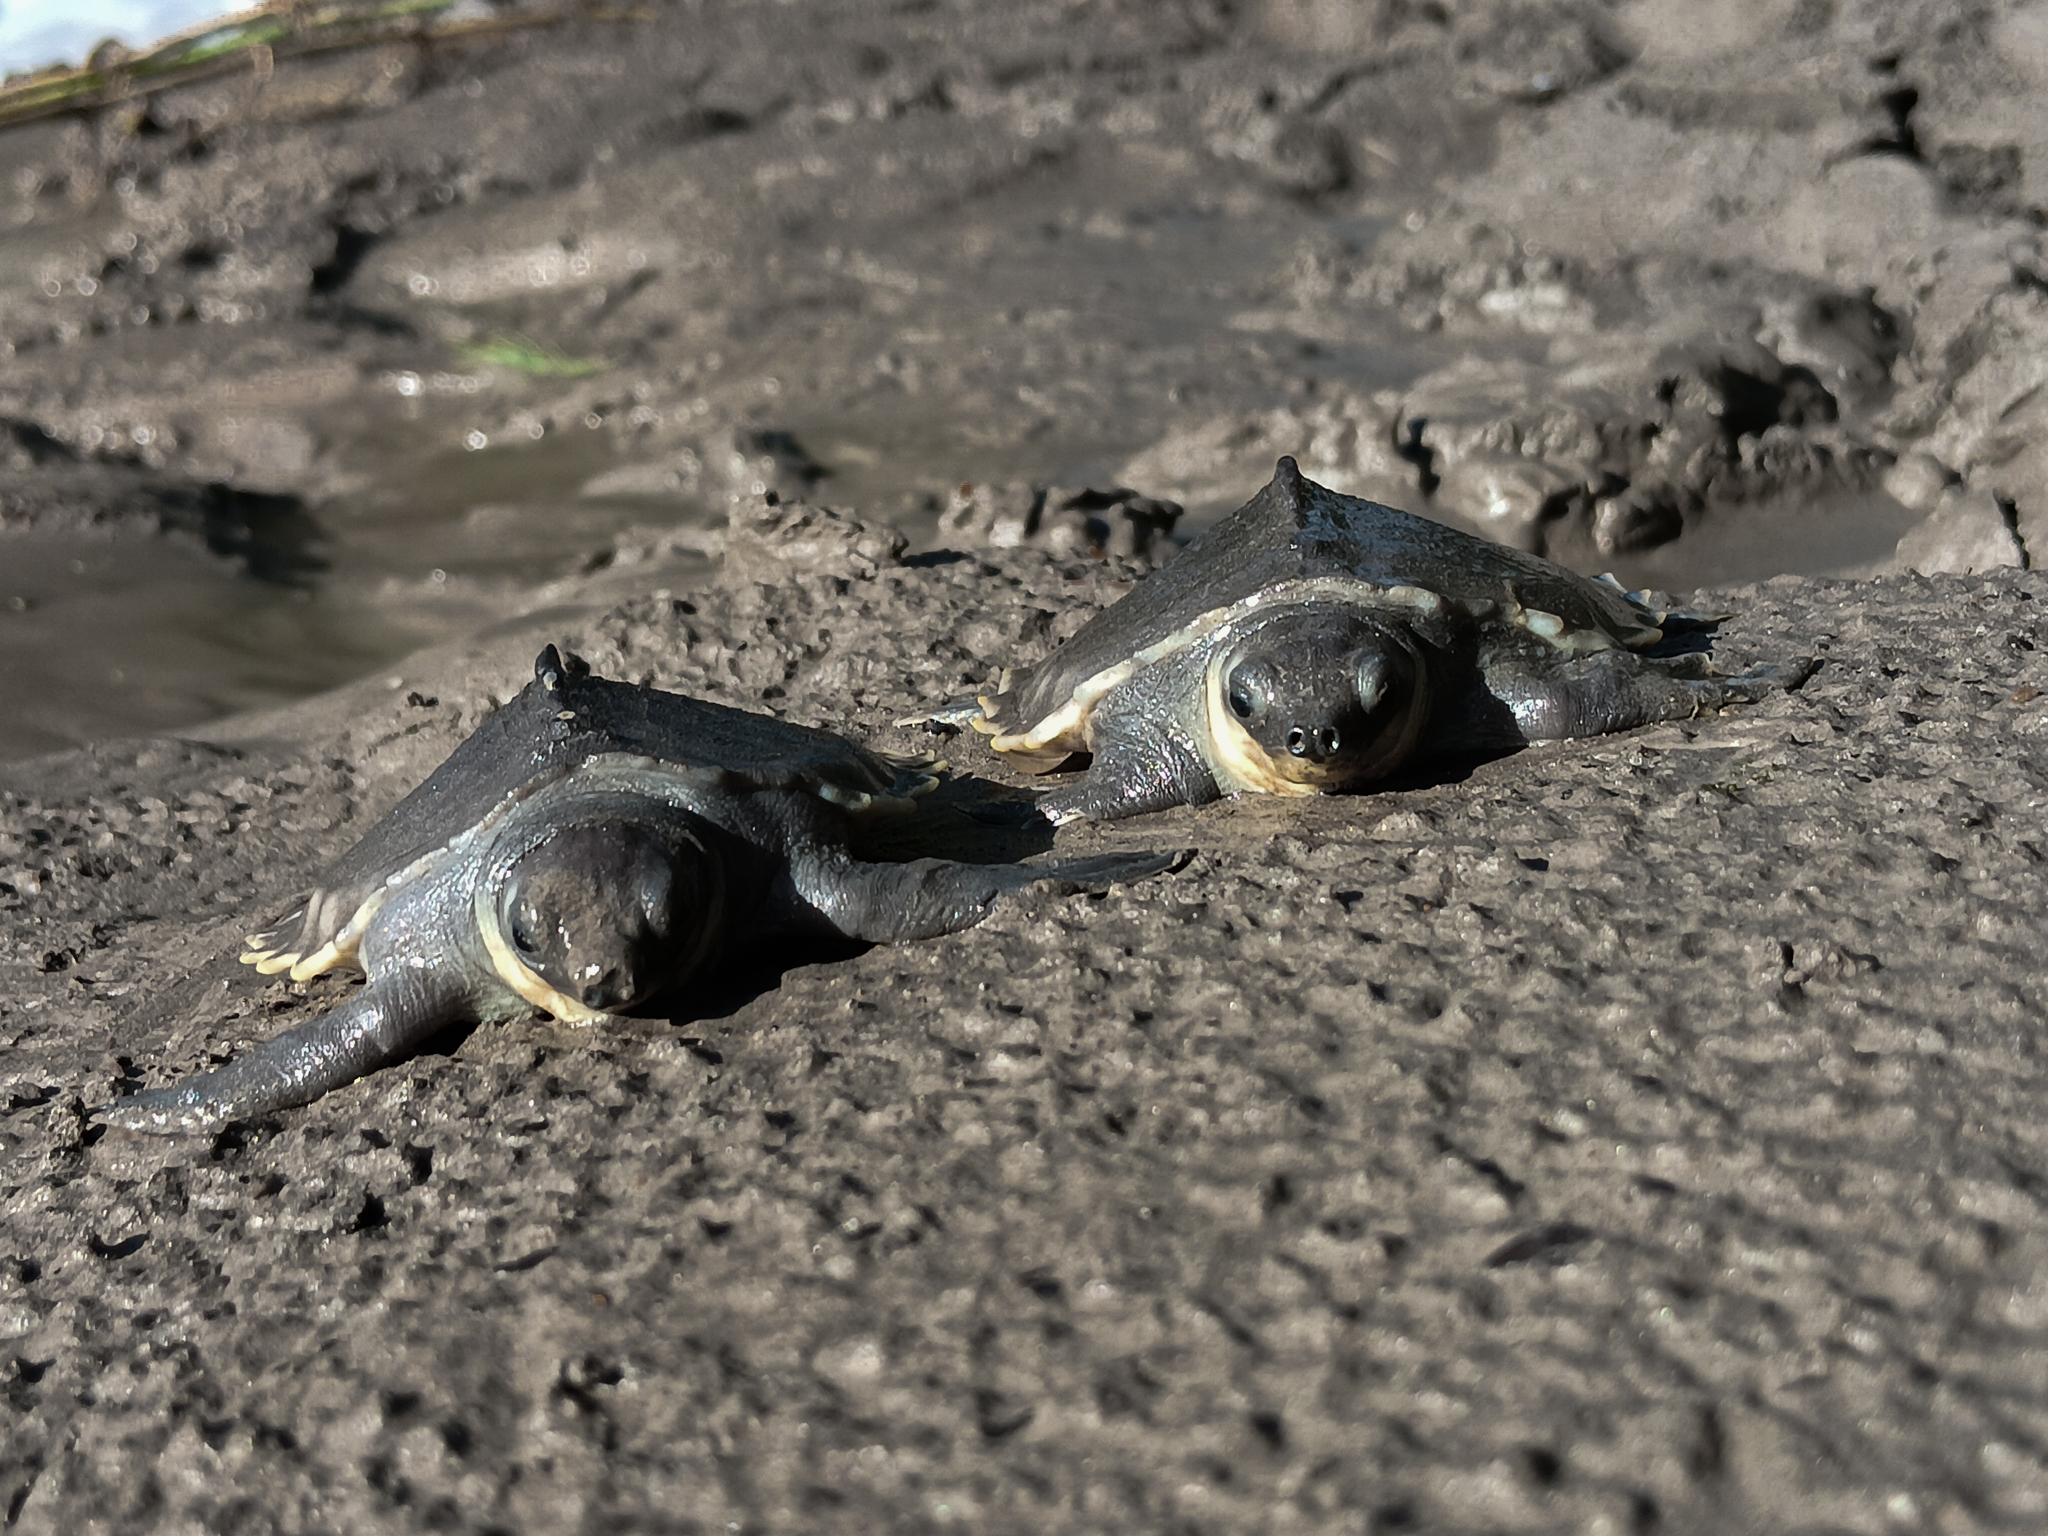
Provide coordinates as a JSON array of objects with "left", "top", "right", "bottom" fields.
[
  {"left": 1451, "top": 650, "right": 1816, "bottom": 751},
  {"left": 785, "top": 846, "right": 1176, "bottom": 943},
  {"left": 241, "top": 879, "right": 391, "bottom": 982},
  {"left": 98, "top": 972, "right": 467, "bottom": 1135},
  {"left": 1036, "top": 699, "right": 1222, "bottom": 825}
]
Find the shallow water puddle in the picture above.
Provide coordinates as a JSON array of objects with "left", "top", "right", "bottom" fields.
[
  {"left": 1548, "top": 485, "right": 1925, "bottom": 592},
  {"left": 0, "top": 428, "right": 715, "bottom": 761}
]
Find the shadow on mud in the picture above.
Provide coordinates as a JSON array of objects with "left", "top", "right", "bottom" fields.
[
  {"left": 677, "top": 776, "right": 1067, "bottom": 1026},
  {"left": 4, "top": 416, "right": 328, "bottom": 585},
  {"left": 151, "top": 483, "right": 327, "bottom": 586}
]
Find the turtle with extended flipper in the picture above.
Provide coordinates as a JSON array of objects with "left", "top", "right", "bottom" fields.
[
  {"left": 971, "top": 458, "right": 1811, "bottom": 823},
  {"left": 103, "top": 646, "right": 1173, "bottom": 1133}
]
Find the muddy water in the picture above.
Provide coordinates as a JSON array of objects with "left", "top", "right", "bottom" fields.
[
  {"left": 1545, "top": 486, "right": 1924, "bottom": 593},
  {"left": 0, "top": 424, "right": 716, "bottom": 760},
  {"left": 5, "top": 181, "right": 1419, "bottom": 759}
]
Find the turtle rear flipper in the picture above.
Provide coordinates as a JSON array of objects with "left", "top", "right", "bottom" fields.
[{"left": 787, "top": 846, "right": 1176, "bottom": 943}]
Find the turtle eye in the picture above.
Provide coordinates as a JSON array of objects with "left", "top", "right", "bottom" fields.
[
  {"left": 1355, "top": 651, "right": 1392, "bottom": 713},
  {"left": 635, "top": 859, "right": 676, "bottom": 933},
  {"left": 1225, "top": 668, "right": 1268, "bottom": 722},
  {"left": 509, "top": 901, "right": 542, "bottom": 955}
]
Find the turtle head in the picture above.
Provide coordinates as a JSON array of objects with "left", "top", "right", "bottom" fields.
[
  {"left": 494, "top": 820, "right": 719, "bottom": 1015},
  {"left": 1212, "top": 609, "right": 1425, "bottom": 790}
]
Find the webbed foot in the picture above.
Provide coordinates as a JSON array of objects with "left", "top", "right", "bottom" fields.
[{"left": 1032, "top": 714, "right": 1221, "bottom": 824}]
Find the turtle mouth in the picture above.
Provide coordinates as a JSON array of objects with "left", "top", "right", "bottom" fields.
[
  {"left": 1202, "top": 627, "right": 1431, "bottom": 794},
  {"left": 577, "top": 965, "right": 621, "bottom": 1011},
  {"left": 478, "top": 901, "right": 616, "bottom": 1023},
  {"left": 1205, "top": 680, "right": 1354, "bottom": 794},
  {"left": 1258, "top": 738, "right": 1359, "bottom": 788},
  {"left": 475, "top": 777, "right": 727, "bottom": 1022}
]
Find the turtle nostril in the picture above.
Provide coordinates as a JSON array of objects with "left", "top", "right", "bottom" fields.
[
  {"left": 580, "top": 969, "right": 622, "bottom": 1010},
  {"left": 1316, "top": 726, "right": 1341, "bottom": 758},
  {"left": 1285, "top": 727, "right": 1309, "bottom": 757}
]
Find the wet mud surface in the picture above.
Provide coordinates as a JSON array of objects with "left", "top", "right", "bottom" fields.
[
  {"left": 3, "top": 0, "right": 2043, "bottom": 755},
  {"left": 6, "top": 509, "right": 2048, "bottom": 1533},
  {"left": 5, "top": 0, "right": 2048, "bottom": 1531}
]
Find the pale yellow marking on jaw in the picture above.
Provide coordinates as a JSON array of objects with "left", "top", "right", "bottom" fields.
[
  {"left": 475, "top": 886, "right": 612, "bottom": 1025},
  {"left": 1196, "top": 671, "right": 1327, "bottom": 794},
  {"left": 1200, "top": 627, "right": 1439, "bottom": 796},
  {"left": 468, "top": 769, "right": 731, "bottom": 1026},
  {"left": 1199, "top": 653, "right": 1333, "bottom": 796}
]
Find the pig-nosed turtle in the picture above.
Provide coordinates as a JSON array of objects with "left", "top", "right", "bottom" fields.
[
  {"left": 972, "top": 458, "right": 1809, "bottom": 822},
  {"left": 103, "top": 647, "right": 1173, "bottom": 1133}
]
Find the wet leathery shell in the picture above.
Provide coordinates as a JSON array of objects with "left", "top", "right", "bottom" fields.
[
  {"left": 979, "top": 457, "right": 1668, "bottom": 760},
  {"left": 242, "top": 645, "right": 935, "bottom": 984},
  {"left": 105, "top": 642, "right": 1176, "bottom": 1132},
  {"left": 972, "top": 457, "right": 1743, "bottom": 820}
]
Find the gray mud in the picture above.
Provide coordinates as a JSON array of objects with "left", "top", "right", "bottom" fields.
[
  {"left": 6, "top": 0, "right": 2048, "bottom": 1531},
  {"left": 7, "top": 503, "right": 2048, "bottom": 1533},
  {"left": 7, "top": 0, "right": 2047, "bottom": 754}
]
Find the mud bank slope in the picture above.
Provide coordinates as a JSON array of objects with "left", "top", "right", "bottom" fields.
[
  {"left": 6, "top": 0, "right": 2048, "bottom": 752},
  {"left": 4, "top": 501, "right": 2048, "bottom": 1532}
]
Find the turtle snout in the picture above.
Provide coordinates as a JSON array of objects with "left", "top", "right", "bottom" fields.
[
  {"left": 1284, "top": 725, "right": 1342, "bottom": 761},
  {"left": 579, "top": 968, "right": 629, "bottom": 1011}
]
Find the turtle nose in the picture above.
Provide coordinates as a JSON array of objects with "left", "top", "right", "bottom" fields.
[
  {"left": 1285, "top": 725, "right": 1342, "bottom": 761},
  {"left": 580, "top": 969, "right": 625, "bottom": 1010}
]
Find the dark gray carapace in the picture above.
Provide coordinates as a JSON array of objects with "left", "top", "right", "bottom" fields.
[
  {"left": 975, "top": 458, "right": 1810, "bottom": 822},
  {"left": 101, "top": 647, "right": 1176, "bottom": 1133}
]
